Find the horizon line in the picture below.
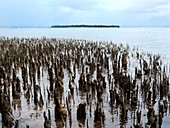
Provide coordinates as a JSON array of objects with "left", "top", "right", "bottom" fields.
[{"left": 0, "top": 25, "right": 170, "bottom": 28}]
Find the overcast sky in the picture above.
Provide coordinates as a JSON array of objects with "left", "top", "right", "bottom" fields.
[{"left": 1, "top": 0, "right": 170, "bottom": 27}]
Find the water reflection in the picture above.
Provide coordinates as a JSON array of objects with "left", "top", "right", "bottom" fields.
[{"left": 0, "top": 37, "right": 170, "bottom": 128}]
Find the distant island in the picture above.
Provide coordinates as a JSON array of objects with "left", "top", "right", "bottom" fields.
[{"left": 51, "top": 25, "right": 120, "bottom": 28}]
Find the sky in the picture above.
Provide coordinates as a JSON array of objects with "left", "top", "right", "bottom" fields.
[{"left": 1, "top": 0, "right": 170, "bottom": 27}]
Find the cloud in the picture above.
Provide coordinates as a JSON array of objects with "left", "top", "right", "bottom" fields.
[
  {"left": 95, "top": 0, "right": 137, "bottom": 12},
  {"left": 0, "top": 0, "right": 170, "bottom": 27}
]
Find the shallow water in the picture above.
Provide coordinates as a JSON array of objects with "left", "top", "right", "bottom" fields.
[
  {"left": 1, "top": 27, "right": 170, "bottom": 60},
  {"left": 0, "top": 28, "right": 170, "bottom": 127}
]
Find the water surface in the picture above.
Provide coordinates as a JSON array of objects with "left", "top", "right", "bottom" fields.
[{"left": 1, "top": 27, "right": 170, "bottom": 60}]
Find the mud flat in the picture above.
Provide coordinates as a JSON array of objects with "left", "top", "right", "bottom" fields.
[{"left": 0, "top": 37, "right": 170, "bottom": 127}]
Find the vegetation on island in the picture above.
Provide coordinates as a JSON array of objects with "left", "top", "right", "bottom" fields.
[{"left": 51, "top": 24, "right": 120, "bottom": 28}]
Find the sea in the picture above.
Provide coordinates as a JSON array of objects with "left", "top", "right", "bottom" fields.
[
  {"left": 1, "top": 27, "right": 170, "bottom": 127},
  {"left": 1, "top": 27, "right": 170, "bottom": 61}
]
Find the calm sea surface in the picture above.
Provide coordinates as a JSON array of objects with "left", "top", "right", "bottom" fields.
[{"left": 1, "top": 27, "right": 170, "bottom": 61}]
